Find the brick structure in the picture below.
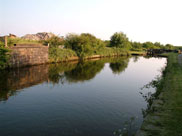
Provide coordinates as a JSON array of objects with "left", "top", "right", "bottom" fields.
[{"left": 10, "top": 44, "right": 49, "bottom": 68}]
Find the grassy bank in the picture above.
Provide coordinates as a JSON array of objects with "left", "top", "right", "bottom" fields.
[
  {"left": 49, "top": 48, "right": 77, "bottom": 63},
  {"left": 137, "top": 53, "right": 182, "bottom": 136},
  {"left": 48, "top": 47, "right": 131, "bottom": 63}
]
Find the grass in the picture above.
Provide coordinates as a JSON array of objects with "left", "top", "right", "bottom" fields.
[
  {"left": 0, "top": 37, "right": 40, "bottom": 47},
  {"left": 95, "top": 47, "right": 130, "bottom": 56},
  {"left": 49, "top": 47, "right": 77, "bottom": 62},
  {"left": 0, "top": 47, "right": 11, "bottom": 69},
  {"left": 129, "top": 50, "right": 146, "bottom": 55},
  {"left": 140, "top": 53, "right": 182, "bottom": 136},
  {"left": 49, "top": 47, "right": 131, "bottom": 62},
  {"left": 160, "top": 53, "right": 182, "bottom": 136}
]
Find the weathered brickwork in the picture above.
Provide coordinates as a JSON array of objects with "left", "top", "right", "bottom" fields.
[{"left": 10, "top": 45, "right": 48, "bottom": 68}]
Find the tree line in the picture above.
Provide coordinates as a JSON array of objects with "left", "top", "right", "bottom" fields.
[
  {"left": 44, "top": 32, "right": 176, "bottom": 57},
  {"left": 0, "top": 32, "right": 179, "bottom": 69}
]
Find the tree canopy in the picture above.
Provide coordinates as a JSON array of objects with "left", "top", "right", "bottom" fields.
[{"left": 110, "top": 32, "right": 131, "bottom": 49}]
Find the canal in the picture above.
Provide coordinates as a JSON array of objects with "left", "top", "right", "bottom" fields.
[{"left": 0, "top": 56, "right": 166, "bottom": 136}]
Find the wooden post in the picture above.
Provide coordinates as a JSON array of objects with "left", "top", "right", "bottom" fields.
[{"left": 5, "top": 36, "right": 8, "bottom": 47}]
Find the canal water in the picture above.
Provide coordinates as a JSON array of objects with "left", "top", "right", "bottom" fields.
[{"left": 0, "top": 56, "right": 166, "bottom": 136}]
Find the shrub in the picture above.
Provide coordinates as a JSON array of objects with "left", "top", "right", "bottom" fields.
[
  {"left": 65, "top": 33, "right": 105, "bottom": 57},
  {"left": 110, "top": 32, "right": 131, "bottom": 49},
  {"left": 43, "top": 36, "right": 64, "bottom": 48},
  {"left": 0, "top": 47, "right": 10, "bottom": 69},
  {"left": 49, "top": 47, "right": 77, "bottom": 62}
]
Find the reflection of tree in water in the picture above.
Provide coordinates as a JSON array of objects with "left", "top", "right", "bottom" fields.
[
  {"left": 0, "top": 57, "right": 131, "bottom": 101},
  {"left": 48, "top": 57, "right": 130, "bottom": 83},
  {"left": 133, "top": 56, "right": 139, "bottom": 63},
  {"left": 64, "top": 60, "right": 105, "bottom": 83},
  {"left": 48, "top": 62, "right": 77, "bottom": 84},
  {"left": 109, "top": 57, "right": 129, "bottom": 74}
]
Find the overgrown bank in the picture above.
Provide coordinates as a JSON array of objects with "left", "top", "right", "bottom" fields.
[
  {"left": 48, "top": 47, "right": 132, "bottom": 63},
  {"left": 137, "top": 53, "right": 182, "bottom": 136}
]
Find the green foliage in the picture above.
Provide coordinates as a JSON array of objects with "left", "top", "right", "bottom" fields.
[
  {"left": 142, "top": 42, "right": 159, "bottom": 49},
  {"left": 165, "top": 44, "right": 174, "bottom": 50},
  {"left": 95, "top": 47, "right": 129, "bottom": 56},
  {"left": 140, "top": 53, "right": 182, "bottom": 135},
  {"left": 0, "top": 41, "right": 4, "bottom": 47},
  {"left": 131, "top": 42, "right": 143, "bottom": 51},
  {"left": 7, "top": 37, "right": 40, "bottom": 46},
  {"left": 0, "top": 47, "right": 10, "bottom": 69},
  {"left": 42, "top": 36, "right": 64, "bottom": 48},
  {"left": 49, "top": 47, "right": 77, "bottom": 62},
  {"left": 110, "top": 32, "right": 131, "bottom": 49},
  {"left": 0, "top": 37, "right": 5, "bottom": 47},
  {"left": 65, "top": 33, "right": 105, "bottom": 57},
  {"left": 104, "top": 40, "right": 110, "bottom": 47}
]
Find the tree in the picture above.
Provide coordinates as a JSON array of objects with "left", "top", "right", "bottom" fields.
[
  {"left": 165, "top": 44, "right": 174, "bottom": 50},
  {"left": 131, "top": 42, "right": 143, "bottom": 50},
  {"left": 65, "top": 33, "right": 105, "bottom": 57},
  {"left": 142, "top": 42, "right": 156, "bottom": 49},
  {"left": 110, "top": 32, "right": 131, "bottom": 49},
  {"left": 43, "top": 36, "right": 64, "bottom": 48}
]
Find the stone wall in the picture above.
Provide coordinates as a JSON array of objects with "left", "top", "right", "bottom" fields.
[{"left": 10, "top": 45, "right": 49, "bottom": 68}]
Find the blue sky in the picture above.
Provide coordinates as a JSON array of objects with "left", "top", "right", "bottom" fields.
[{"left": 0, "top": 0, "right": 182, "bottom": 45}]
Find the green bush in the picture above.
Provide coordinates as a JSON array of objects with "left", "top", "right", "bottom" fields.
[
  {"left": 42, "top": 36, "right": 64, "bottom": 48},
  {"left": 49, "top": 47, "right": 77, "bottom": 62},
  {"left": 95, "top": 47, "right": 129, "bottom": 56},
  {"left": 0, "top": 47, "right": 10, "bottom": 69},
  {"left": 65, "top": 33, "right": 105, "bottom": 57},
  {"left": 110, "top": 32, "right": 131, "bottom": 49}
]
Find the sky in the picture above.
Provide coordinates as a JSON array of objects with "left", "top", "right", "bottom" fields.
[{"left": 0, "top": 0, "right": 182, "bottom": 45}]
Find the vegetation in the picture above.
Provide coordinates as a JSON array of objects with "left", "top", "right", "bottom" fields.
[
  {"left": 7, "top": 37, "right": 40, "bottom": 46},
  {"left": 49, "top": 47, "right": 77, "bottom": 63},
  {"left": 43, "top": 36, "right": 64, "bottom": 48},
  {"left": 139, "top": 53, "right": 182, "bottom": 136},
  {"left": 110, "top": 32, "right": 131, "bottom": 49},
  {"left": 0, "top": 47, "right": 10, "bottom": 69},
  {"left": 65, "top": 33, "right": 105, "bottom": 57},
  {"left": 0, "top": 31, "right": 179, "bottom": 69}
]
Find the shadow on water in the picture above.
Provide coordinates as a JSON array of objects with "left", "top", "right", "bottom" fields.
[{"left": 0, "top": 56, "right": 130, "bottom": 101}]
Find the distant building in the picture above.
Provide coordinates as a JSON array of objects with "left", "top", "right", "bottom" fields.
[{"left": 9, "top": 34, "right": 17, "bottom": 38}]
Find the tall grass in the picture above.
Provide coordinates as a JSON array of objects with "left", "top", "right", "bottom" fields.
[
  {"left": 0, "top": 47, "right": 10, "bottom": 69},
  {"left": 49, "top": 47, "right": 77, "bottom": 63}
]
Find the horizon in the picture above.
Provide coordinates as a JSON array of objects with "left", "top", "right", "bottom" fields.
[{"left": 0, "top": 0, "right": 182, "bottom": 46}]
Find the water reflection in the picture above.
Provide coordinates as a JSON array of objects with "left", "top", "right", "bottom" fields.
[
  {"left": 0, "top": 56, "right": 167, "bottom": 136},
  {"left": 0, "top": 65, "right": 49, "bottom": 101},
  {"left": 109, "top": 57, "right": 129, "bottom": 74},
  {"left": 0, "top": 56, "right": 130, "bottom": 101}
]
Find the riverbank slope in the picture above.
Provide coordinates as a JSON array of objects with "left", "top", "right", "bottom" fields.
[{"left": 137, "top": 53, "right": 182, "bottom": 136}]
